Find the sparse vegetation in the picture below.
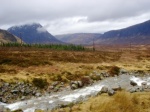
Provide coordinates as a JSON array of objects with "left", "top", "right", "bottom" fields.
[
  {"left": 0, "top": 45, "right": 150, "bottom": 111},
  {"left": 32, "top": 78, "right": 48, "bottom": 89},
  {"left": 108, "top": 66, "right": 120, "bottom": 76}
]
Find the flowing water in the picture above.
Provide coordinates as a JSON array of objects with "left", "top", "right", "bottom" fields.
[{"left": 1, "top": 74, "right": 150, "bottom": 112}]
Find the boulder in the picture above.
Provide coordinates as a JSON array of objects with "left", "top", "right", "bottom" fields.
[
  {"left": 21, "top": 96, "right": 26, "bottom": 101},
  {"left": 35, "top": 93, "right": 41, "bottom": 97},
  {"left": 77, "top": 81, "right": 83, "bottom": 88},
  {"left": 70, "top": 84, "right": 78, "bottom": 90},
  {"left": 128, "top": 87, "right": 136, "bottom": 93},
  {"left": 11, "top": 90, "right": 19, "bottom": 94},
  {"left": 108, "top": 89, "right": 115, "bottom": 96},
  {"left": 52, "top": 81, "right": 59, "bottom": 86},
  {"left": 0, "top": 97, "right": 7, "bottom": 103},
  {"left": 141, "top": 82, "right": 147, "bottom": 86},
  {"left": 130, "top": 80, "right": 137, "bottom": 86},
  {"left": 135, "top": 86, "right": 144, "bottom": 92},
  {"left": 100, "top": 86, "right": 108, "bottom": 93},
  {"left": 112, "top": 85, "right": 121, "bottom": 91},
  {"left": 120, "top": 69, "right": 128, "bottom": 74}
]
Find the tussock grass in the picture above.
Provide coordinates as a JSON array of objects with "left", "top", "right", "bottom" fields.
[
  {"left": 52, "top": 92, "right": 150, "bottom": 112},
  {"left": 0, "top": 46, "right": 150, "bottom": 83},
  {"left": 108, "top": 66, "right": 120, "bottom": 76}
]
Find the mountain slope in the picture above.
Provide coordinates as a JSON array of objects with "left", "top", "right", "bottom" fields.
[
  {"left": 55, "top": 33, "right": 101, "bottom": 45},
  {"left": 56, "top": 20, "right": 150, "bottom": 45},
  {"left": 96, "top": 20, "right": 150, "bottom": 45},
  {"left": 8, "top": 23, "right": 62, "bottom": 44},
  {"left": 0, "top": 29, "right": 21, "bottom": 43}
]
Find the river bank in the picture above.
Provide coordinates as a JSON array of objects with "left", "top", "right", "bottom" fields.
[{"left": 0, "top": 70, "right": 150, "bottom": 112}]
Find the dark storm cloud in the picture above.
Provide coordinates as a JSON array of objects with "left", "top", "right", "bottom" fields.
[{"left": 1, "top": 0, "right": 150, "bottom": 34}]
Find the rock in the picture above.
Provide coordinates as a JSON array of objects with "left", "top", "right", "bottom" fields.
[
  {"left": 49, "top": 86, "right": 54, "bottom": 90},
  {"left": 71, "top": 81, "right": 78, "bottom": 85},
  {"left": 77, "top": 81, "right": 83, "bottom": 88},
  {"left": 141, "top": 82, "right": 147, "bottom": 86},
  {"left": 32, "top": 91, "right": 36, "bottom": 95},
  {"left": 100, "top": 76, "right": 105, "bottom": 80},
  {"left": 128, "top": 87, "right": 136, "bottom": 93},
  {"left": 20, "top": 89, "right": 25, "bottom": 94},
  {"left": 120, "top": 69, "right": 128, "bottom": 74},
  {"left": 100, "top": 86, "right": 108, "bottom": 93},
  {"left": 21, "top": 96, "right": 26, "bottom": 101},
  {"left": 35, "top": 93, "right": 41, "bottom": 97},
  {"left": 11, "top": 90, "right": 19, "bottom": 94},
  {"left": 0, "top": 97, "right": 7, "bottom": 103},
  {"left": 52, "top": 81, "right": 59, "bottom": 86},
  {"left": 70, "top": 84, "right": 78, "bottom": 90},
  {"left": 130, "top": 80, "right": 137, "bottom": 86},
  {"left": 4, "top": 83, "right": 9, "bottom": 87},
  {"left": 135, "top": 86, "right": 144, "bottom": 92},
  {"left": 54, "top": 87, "right": 59, "bottom": 92},
  {"left": 112, "top": 85, "right": 121, "bottom": 91},
  {"left": 108, "top": 89, "right": 115, "bottom": 96},
  {"left": 24, "top": 89, "right": 31, "bottom": 95}
]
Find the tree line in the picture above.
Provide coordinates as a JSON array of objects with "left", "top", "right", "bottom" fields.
[{"left": 0, "top": 42, "right": 86, "bottom": 51}]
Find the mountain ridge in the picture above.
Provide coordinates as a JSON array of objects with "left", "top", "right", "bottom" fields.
[
  {"left": 8, "top": 23, "right": 62, "bottom": 44},
  {"left": 56, "top": 20, "right": 150, "bottom": 45},
  {"left": 0, "top": 29, "right": 22, "bottom": 43},
  {"left": 55, "top": 33, "right": 101, "bottom": 45}
]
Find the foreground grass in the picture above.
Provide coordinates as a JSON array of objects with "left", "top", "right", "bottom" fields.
[{"left": 51, "top": 91, "right": 150, "bottom": 112}]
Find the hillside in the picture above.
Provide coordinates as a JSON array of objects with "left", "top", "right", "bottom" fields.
[
  {"left": 0, "top": 29, "right": 21, "bottom": 43},
  {"left": 7, "top": 23, "right": 62, "bottom": 44},
  {"left": 96, "top": 20, "right": 150, "bottom": 45},
  {"left": 56, "top": 20, "right": 150, "bottom": 45},
  {"left": 55, "top": 33, "right": 101, "bottom": 45}
]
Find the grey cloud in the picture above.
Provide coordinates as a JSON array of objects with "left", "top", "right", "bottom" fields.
[
  {"left": 37, "top": 27, "right": 47, "bottom": 33},
  {"left": 0, "top": 0, "right": 150, "bottom": 34}
]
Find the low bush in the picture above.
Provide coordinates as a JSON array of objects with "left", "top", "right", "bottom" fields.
[
  {"left": 108, "top": 66, "right": 120, "bottom": 76},
  {"left": 81, "top": 76, "right": 91, "bottom": 86},
  {"left": 32, "top": 78, "right": 48, "bottom": 89}
]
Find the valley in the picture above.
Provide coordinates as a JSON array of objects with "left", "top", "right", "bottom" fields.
[{"left": 0, "top": 45, "right": 150, "bottom": 112}]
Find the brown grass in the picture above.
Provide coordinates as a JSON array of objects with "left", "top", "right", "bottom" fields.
[
  {"left": 0, "top": 46, "right": 150, "bottom": 112},
  {"left": 0, "top": 46, "right": 150, "bottom": 84},
  {"left": 52, "top": 92, "right": 150, "bottom": 112}
]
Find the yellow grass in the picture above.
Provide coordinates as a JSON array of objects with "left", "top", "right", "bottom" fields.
[
  {"left": 0, "top": 46, "right": 150, "bottom": 83},
  {"left": 52, "top": 91, "right": 150, "bottom": 112}
]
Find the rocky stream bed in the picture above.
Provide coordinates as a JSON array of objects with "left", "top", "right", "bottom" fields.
[{"left": 0, "top": 70, "right": 150, "bottom": 112}]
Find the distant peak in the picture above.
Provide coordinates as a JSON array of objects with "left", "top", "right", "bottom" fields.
[{"left": 8, "top": 23, "right": 43, "bottom": 30}]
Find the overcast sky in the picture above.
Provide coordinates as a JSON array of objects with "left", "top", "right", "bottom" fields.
[{"left": 1, "top": 0, "right": 150, "bottom": 35}]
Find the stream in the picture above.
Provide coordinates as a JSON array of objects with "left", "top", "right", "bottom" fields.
[{"left": 1, "top": 74, "right": 150, "bottom": 112}]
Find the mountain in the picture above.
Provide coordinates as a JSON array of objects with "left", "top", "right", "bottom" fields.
[
  {"left": 7, "top": 23, "right": 62, "bottom": 44},
  {"left": 56, "top": 20, "right": 150, "bottom": 45},
  {"left": 55, "top": 33, "right": 101, "bottom": 45},
  {"left": 0, "top": 29, "right": 21, "bottom": 43},
  {"left": 96, "top": 20, "right": 150, "bottom": 45}
]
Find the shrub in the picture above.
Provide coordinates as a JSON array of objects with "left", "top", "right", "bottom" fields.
[
  {"left": 108, "top": 66, "right": 120, "bottom": 76},
  {"left": 32, "top": 78, "right": 48, "bottom": 89},
  {"left": 81, "top": 76, "right": 91, "bottom": 86}
]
